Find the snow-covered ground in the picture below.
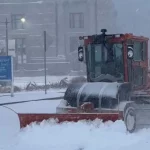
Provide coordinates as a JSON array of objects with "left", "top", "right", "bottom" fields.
[
  {"left": 1, "top": 84, "right": 150, "bottom": 150},
  {"left": 14, "top": 75, "right": 75, "bottom": 88},
  {"left": 3, "top": 118, "right": 150, "bottom": 150},
  {"left": 6, "top": 100, "right": 61, "bottom": 113},
  {"left": 0, "top": 90, "right": 63, "bottom": 148},
  {"left": 0, "top": 90, "right": 64, "bottom": 105}
]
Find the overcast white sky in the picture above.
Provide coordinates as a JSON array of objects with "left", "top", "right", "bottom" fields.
[{"left": 113, "top": 0, "right": 150, "bottom": 37}]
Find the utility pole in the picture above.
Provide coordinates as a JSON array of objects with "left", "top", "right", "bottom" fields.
[
  {"left": 5, "top": 18, "right": 9, "bottom": 56},
  {"left": 55, "top": 1, "right": 58, "bottom": 56},
  {"left": 0, "top": 18, "right": 10, "bottom": 56},
  {"left": 43, "top": 31, "right": 47, "bottom": 94}
]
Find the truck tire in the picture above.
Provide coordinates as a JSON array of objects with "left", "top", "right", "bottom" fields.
[{"left": 124, "top": 102, "right": 137, "bottom": 133}]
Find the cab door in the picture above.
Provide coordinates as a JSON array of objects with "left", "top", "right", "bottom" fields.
[{"left": 127, "top": 40, "right": 148, "bottom": 89}]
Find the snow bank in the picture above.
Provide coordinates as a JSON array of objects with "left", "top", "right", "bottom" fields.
[
  {"left": 3, "top": 119, "right": 150, "bottom": 150},
  {"left": 0, "top": 106, "right": 20, "bottom": 148},
  {"left": 14, "top": 76, "right": 75, "bottom": 88}
]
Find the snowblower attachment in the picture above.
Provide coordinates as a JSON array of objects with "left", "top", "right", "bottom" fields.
[
  {"left": 17, "top": 82, "right": 131, "bottom": 129},
  {"left": 57, "top": 82, "right": 131, "bottom": 113}
]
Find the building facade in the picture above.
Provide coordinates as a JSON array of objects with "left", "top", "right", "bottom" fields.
[{"left": 0, "top": 0, "right": 118, "bottom": 76}]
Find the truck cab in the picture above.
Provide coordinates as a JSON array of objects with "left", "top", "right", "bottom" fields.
[{"left": 78, "top": 29, "right": 149, "bottom": 89}]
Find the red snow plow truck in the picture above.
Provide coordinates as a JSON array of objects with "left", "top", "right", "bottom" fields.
[{"left": 4, "top": 29, "right": 150, "bottom": 133}]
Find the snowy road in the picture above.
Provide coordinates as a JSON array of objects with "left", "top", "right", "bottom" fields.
[
  {"left": 0, "top": 90, "right": 64, "bottom": 104},
  {"left": 6, "top": 100, "right": 62, "bottom": 113},
  {"left": 0, "top": 90, "right": 63, "bottom": 113}
]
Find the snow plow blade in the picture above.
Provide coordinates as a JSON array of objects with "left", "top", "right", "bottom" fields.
[
  {"left": 18, "top": 113, "right": 122, "bottom": 128},
  {"left": 63, "top": 82, "right": 131, "bottom": 109},
  {"left": 124, "top": 102, "right": 150, "bottom": 133}
]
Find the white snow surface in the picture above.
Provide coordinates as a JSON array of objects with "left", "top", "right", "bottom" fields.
[
  {"left": 0, "top": 106, "right": 20, "bottom": 148},
  {"left": 0, "top": 91, "right": 63, "bottom": 148},
  {"left": 2, "top": 119, "right": 150, "bottom": 150},
  {"left": 0, "top": 90, "right": 63, "bottom": 113},
  {"left": 7, "top": 100, "right": 62, "bottom": 113},
  {"left": 13, "top": 75, "right": 75, "bottom": 88},
  {"left": 0, "top": 90, "right": 64, "bottom": 104},
  {"left": 1, "top": 89, "right": 150, "bottom": 150}
]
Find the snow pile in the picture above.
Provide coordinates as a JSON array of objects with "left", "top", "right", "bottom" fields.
[
  {"left": 3, "top": 119, "right": 150, "bottom": 150},
  {"left": 0, "top": 106, "right": 20, "bottom": 148}
]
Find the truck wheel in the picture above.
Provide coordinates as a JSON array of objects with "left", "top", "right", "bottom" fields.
[{"left": 124, "top": 103, "right": 136, "bottom": 133}]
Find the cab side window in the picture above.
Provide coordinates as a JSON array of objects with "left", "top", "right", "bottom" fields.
[
  {"left": 132, "top": 41, "right": 147, "bottom": 87},
  {"left": 141, "top": 42, "right": 147, "bottom": 61},
  {"left": 133, "top": 41, "right": 147, "bottom": 61},
  {"left": 133, "top": 41, "right": 142, "bottom": 61}
]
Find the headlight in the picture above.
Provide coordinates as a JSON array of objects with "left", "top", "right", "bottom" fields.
[
  {"left": 127, "top": 45, "right": 134, "bottom": 59},
  {"left": 78, "top": 46, "right": 84, "bottom": 61},
  {"left": 79, "top": 51, "right": 83, "bottom": 59}
]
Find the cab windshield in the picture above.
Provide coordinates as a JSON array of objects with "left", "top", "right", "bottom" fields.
[{"left": 87, "top": 43, "right": 124, "bottom": 82}]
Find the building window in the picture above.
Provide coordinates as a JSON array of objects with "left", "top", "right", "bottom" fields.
[
  {"left": 15, "top": 38, "right": 26, "bottom": 54},
  {"left": 11, "top": 14, "right": 25, "bottom": 30},
  {"left": 69, "top": 13, "right": 84, "bottom": 28},
  {"left": 15, "top": 38, "right": 26, "bottom": 64},
  {"left": 70, "top": 36, "right": 79, "bottom": 52}
]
